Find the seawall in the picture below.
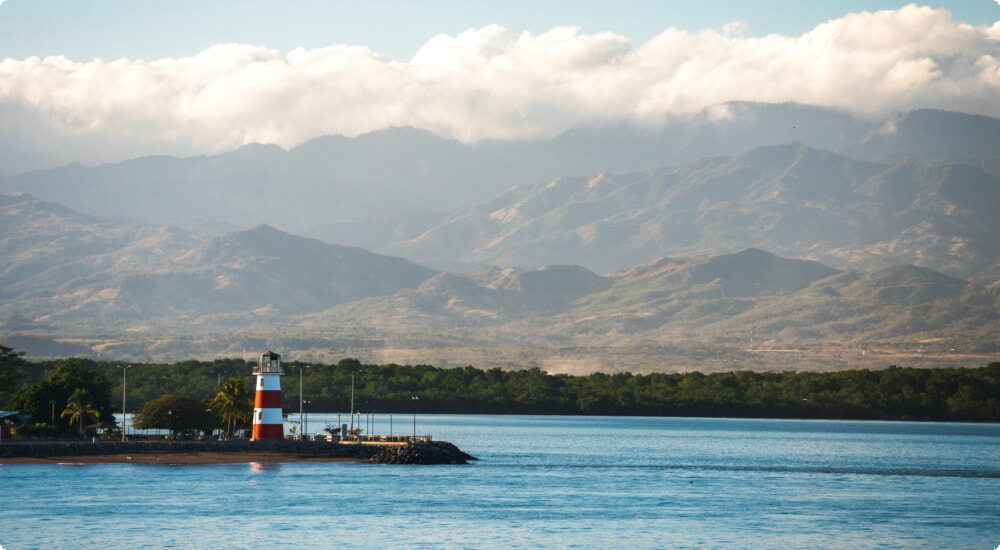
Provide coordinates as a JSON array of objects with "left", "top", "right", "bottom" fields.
[{"left": 0, "top": 439, "right": 477, "bottom": 465}]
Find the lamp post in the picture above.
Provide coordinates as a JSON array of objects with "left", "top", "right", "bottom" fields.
[
  {"left": 118, "top": 365, "right": 132, "bottom": 442},
  {"left": 304, "top": 400, "right": 311, "bottom": 439},
  {"left": 349, "top": 372, "right": 355, "bottom": 432},
  {"left": 349, "top": 369, "right": 357, "bottom": 434},
  {"left": 411, "top": 395, "right": 419, "bottom": 440},
  {"left": 298, "top": 365, "right": 310, "bottom": 440}
]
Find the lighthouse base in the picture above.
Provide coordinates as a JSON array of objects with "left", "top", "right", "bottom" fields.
[{"left": 252, "top": 424, "right": 284, "bottom": 440}]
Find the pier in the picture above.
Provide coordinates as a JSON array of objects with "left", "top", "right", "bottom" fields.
[{"left": 0, "top": 438, "right": 477, "bottom": 465}]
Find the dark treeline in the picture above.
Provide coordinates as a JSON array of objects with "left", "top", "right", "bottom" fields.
[{"left": 8, "top": 356, "right": 1000, "bottom": 422}]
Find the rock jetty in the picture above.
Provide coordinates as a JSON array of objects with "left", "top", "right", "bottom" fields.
[
  {"left": 369, "top": 441, "right": 476, "bottom": 464},
  {"left": 0, "top": 439, "right": 477, "bottom": 465}
]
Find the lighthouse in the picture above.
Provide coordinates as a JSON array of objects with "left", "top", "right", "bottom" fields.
[{"left": 252, "top": 351, "right": 285, "bottom": 440}]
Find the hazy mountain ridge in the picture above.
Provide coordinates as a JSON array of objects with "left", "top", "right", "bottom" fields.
[
  {"left": 0, "top": 214, "right": 439, "bottom": 331},
  {"left": 306, "top": 248, "right": 1000, "bottom": 350},
  {"left": 0, "top": 192, "right": 205, "bottom": 300},
  {"left": 3, "top": 102, "right": 996, "bottom": 239},
  {"left": 842, "top": 109, "right": 1000, "bottom": 161},
  {"left": 4, "top": 104, "right": 997, "bottom": 286},
  {"left": 2, "top": 102, "right": 999, "bottom": 365},
  {"left": 3, "top": 197, "right": 999, "bottom": 366},
  {"left": 386, "top": 143, "right": 1000, "bottom": 282},
  {"left": 4, "top": 197, "right": 996, "bottom": 342}
]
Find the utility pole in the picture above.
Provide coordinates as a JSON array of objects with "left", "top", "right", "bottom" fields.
[
  {"left": 118, "top": 365, "right": 132, "bottom": 442},
  {"left": 298, "top": 365, "right": 310, "bottom": 440},
  {"left": 412, "top": 395, "right": 419, "bottom": 439},
  {"left": 350, "top": 370, "right": 356, "bottom": 433},
  {"left": 304, "top": 400, "right": 310, "bottom": 438}
]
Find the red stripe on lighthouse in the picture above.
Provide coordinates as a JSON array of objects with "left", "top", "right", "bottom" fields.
[
  {"left": 252, "top": 423, "right": 284, "bottom": 440},
  {"left": 254, "top": 390, "right": 283, "bottom": 409}
]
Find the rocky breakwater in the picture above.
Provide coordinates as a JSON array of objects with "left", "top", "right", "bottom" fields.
[{"left": 370, "top": 441, "right": 477, "bottom": 465}]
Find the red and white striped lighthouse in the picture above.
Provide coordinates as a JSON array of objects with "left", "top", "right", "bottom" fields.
[{"left": 252, "top": 351, "right": 284, "bottom": 440}]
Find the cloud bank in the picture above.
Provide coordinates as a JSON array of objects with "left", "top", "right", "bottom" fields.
[{"left": 1, "top": 5, "right": 998, "bottom": 171}]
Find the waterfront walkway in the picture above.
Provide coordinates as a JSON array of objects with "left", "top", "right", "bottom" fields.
[{"left": 0, "top": 437, "right": 474, "bottom": 464}]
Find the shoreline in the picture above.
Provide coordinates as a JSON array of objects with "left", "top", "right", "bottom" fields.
[
  {"left": 0, "top": 439, "right": 477, "bottom": 465},
  {"left": 0, "top": 451, "right": 366, "bottom": 465}
]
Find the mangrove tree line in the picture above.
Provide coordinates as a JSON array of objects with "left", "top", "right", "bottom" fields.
[{"left": 3, "top": 351, "right": 998, "bottom": 423}]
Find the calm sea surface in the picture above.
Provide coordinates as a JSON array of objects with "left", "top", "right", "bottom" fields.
[{"left": 2, "top": 415, "right": 999, "bottom": 549}]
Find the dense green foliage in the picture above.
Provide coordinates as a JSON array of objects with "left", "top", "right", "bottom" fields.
[
  {"left": 5, "top": 355, "right": 1000, "bottom": 422},
  {"left": 0, "top": 344, "right": 28, "bottom": 397},
  {"left": 210, "top": 377, "right": 253, "bottom": 437},
  {"left": 133, "top": 394, "right": 219, "bottom": 437},
  {"left": 6, "top": 358, "right": 117, "bottom": 437},
  {"left": 60, "top": 388, "right": 102, "bottom": 438}
]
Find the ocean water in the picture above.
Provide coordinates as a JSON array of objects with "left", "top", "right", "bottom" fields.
[{"left": 2, "top": 415, "right": 998, "bottom": 549}]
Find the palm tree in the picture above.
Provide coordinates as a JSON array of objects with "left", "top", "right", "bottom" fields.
[
  {"left": 211, "top": 377, "right": 252, "bottom": 437},
  {"left": 61, "top": 388, "right": 100, "bottom": 440}
]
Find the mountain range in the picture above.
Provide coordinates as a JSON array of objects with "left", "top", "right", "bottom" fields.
[
  {"left": 2, "top": 102, "right": 997, "bottom": 235},
  {"left": 387, "top": 143, "right": 1000, "bottom": 280},
  {"left": 2, "top": 191, "right": 999, "bottom": 371},
  {"left": 1, "top": 101, "right": 999, "bottom": 370}
]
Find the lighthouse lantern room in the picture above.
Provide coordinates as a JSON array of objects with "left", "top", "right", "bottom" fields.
[{"left": 252, "top": 351, "right": 285, "bottom": 440}]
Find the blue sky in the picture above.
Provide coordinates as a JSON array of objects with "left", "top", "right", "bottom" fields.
[
  {"left": 0, "top": 0, "right": 996, "bottom": 61},
  {"left": 0, "top": 1, "right": 997, "bottom": 172}
]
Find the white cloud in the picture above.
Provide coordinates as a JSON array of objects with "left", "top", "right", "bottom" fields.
[
  {"left": 0, "top": 5, "right": 998, "bottom": 171},
  {"left": 722, "top": 21, "right": 748, "bottom": 38}
]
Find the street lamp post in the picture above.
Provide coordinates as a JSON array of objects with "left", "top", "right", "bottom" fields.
[
  {"left": 304, "top": 400, "right": 311, "bottom": 439},
  {"left": 118, "top": 365, "right": 132, "bottom": 442},
  {"left": 411, "top": 395, "right": 419, "bottom": 439},
  {"left": 349, "top": 368, "right": 359, "bottom": 436},
  {"left": 298, "top": 365, "right": 310, "bottom": 440}
]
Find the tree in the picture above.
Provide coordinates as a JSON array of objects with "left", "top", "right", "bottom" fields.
[
  {"left": 60, "top": 388, "right": 100, "bottom": 439},
  {"left": 133, "top": 395, "right": 218, "bottom": 438},
  {"left": 211, "top": 377, "right": 253, "bottom": 437},
  {"left": 7, "top": 358, "right": 115, "bottom": 436},
  {"left": 0, "top": 345, "right": 28, "bottom": 398}
]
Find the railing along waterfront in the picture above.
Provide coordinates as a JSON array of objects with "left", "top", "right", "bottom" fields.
[{"left": 326, "top": 434, "right": 432, "bottom": 444}]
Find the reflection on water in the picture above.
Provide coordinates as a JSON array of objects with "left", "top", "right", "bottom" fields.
[{"left": 249, "top": 461, "right": 282, "bottom": 474}]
